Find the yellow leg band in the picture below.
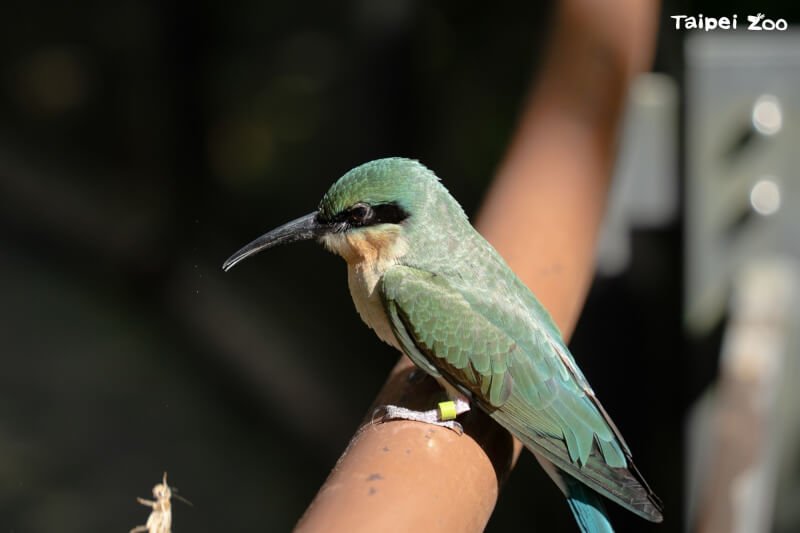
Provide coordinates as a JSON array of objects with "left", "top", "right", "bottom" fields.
[{"left": 438, "top": 401, "right": 457, "bottom": 421}]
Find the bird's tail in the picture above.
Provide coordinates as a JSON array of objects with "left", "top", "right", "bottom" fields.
[
  {"left": 533, "top": 451, "right": 614, "bottom": 533},
  {"left": 564, "top": 475, "right": 614, "bottom": 533}
]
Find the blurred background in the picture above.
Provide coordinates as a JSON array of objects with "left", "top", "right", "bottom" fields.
[{"left": 1, "top": 1, "right": 799, "bottom": 531}]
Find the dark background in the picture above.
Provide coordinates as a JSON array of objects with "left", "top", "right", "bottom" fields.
[{"left": 1, "top": 1, "right": 797, "bottom": 531}]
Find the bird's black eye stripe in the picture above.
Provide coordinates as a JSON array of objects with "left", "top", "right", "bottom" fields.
[
  {"left": 370, "top": 203, "right": 409, "bottom": 225},
  {"left": 327, "top": 202, "right": 409, "bottom": 230}
]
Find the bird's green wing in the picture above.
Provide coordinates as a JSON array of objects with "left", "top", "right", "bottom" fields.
[{"left": 380, "top": 265, "right": 662, "bottom": 522}]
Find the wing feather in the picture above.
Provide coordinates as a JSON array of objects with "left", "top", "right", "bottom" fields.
[{"left": 380, "top": 265, "right": 663, "bottom": 522}]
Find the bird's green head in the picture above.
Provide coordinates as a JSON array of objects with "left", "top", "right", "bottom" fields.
[
  {"left": 316, "top": 157, "right": 432, "bottom": 224},
  {"left": 223, "top": 158, "right": 459, "bottom": 270}
]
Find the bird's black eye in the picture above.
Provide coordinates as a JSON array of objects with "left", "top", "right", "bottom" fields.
[{"left": 348, "top": 204, "right": 371, "bottom": 225}]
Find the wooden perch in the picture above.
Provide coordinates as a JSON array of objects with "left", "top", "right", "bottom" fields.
[{"left": 294, "top": 1, "right": 659, "bottom": 531}]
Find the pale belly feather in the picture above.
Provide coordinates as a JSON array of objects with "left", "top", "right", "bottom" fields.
[
  {"left": 321, "top": 228, "right": 407, "bottom": 351},
  {"left": 347, "top": 262, "right": 400, "bottom": 350}
]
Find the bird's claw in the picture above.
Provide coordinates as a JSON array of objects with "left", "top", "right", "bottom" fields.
[{"left": 440, "top": 420, "right": 464, "bottom": 435}]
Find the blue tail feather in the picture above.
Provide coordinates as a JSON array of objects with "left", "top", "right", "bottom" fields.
[{"left": 563, "top": 476, "right": 614, "bottom": 533}]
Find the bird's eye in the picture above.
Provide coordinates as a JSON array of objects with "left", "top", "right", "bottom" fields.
[{"left": 348, "top": 204, "right": 370, "bottom": 225}]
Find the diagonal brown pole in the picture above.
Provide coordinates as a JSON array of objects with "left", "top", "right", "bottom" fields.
[{"left": 294, "top": 1, "right": 660, "bottom": 531}]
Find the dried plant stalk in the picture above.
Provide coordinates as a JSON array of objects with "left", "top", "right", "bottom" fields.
[{"left": 130, "top": 472, "right": 172, "bottom": 533}]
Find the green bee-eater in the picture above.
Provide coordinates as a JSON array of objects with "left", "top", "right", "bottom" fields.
[{"left": 223, "top": 158, "right": 663, "bottom": 532}]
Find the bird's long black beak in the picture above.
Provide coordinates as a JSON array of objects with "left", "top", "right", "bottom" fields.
[{"left": 222, "top": 211, "right": 326, "bottom": 271}]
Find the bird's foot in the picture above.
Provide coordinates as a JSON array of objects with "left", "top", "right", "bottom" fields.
[
  {"left": 373, "top": 396, "right": 471, "bottom": 435},
  {"left": 375, "top": 405, "right": 464, "bottom": 434}
]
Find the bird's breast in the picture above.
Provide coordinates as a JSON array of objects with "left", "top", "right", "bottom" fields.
[
  {"left": 322, "top": 227, "right": 408, "bottom": 349},
  {"left": 347, "top": 262, "right": 399, "bottom": 349}
]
